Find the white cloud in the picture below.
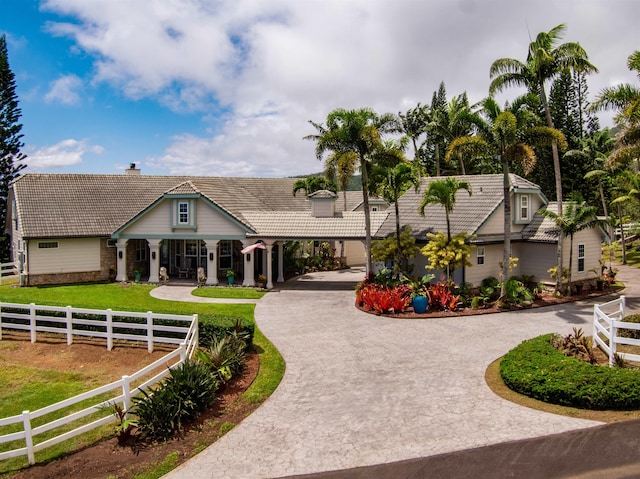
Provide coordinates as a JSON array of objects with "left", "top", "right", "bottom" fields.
[
  {"left": 25, "top": 139, "right": 104, "bottom": 170},
  {"left": 40, "top": 0, "right": 640, "bottom": 176},
  {"left": 44, "top": 74, "right": 84, "bottom": 105}
]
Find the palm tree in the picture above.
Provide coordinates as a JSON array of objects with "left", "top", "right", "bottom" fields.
[
  {"left": 292, "top": 175, "right": 337, "bottom": 196},
  {"left": 323, "top": 151, "right": 358, "bottom": 211},
  {"left": 429, "top": 93, "right": 483, "bottom": 175},
  {"left": 591, "top": 51, "right": 640, "bottom": 170},
  {"left": 611, "top": 171, "right": 640, "bottom": 264},
  {"left": 418, "top": 177, "right": 472, "bottom": 241},
  {"left": 305, "top": 108, "right": 397, "bottom": 273},
  {"left": 490, "top": 23, "right": 598, "bottom": 292},
  {"left": 539, "top": 196, "right": 605, "bottom": 294},
  {"left": 591, "top": 50, "right": 640, "bottom": 125},
  {"left": 370, "top": 145, "right": 420, "bottom": 274},
  {"left": 398, "top": 103, "right": 430, "bottom": 171},
  {"left": 447, "top": 95, "right": 564, "bottom": 293}
]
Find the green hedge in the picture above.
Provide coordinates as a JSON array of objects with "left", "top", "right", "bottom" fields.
[
  {"left": 500, "top": 334, "right": 640, "bottom": 410},
  {"left": 199, "top": 316, "right": 254, "bottom": 349}
]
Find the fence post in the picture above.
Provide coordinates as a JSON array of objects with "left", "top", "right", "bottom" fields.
[
  {"left": 621, "top": 295, "right": 626, "bottom": 318},
  {"left": 194, "top": 314, "right": 199, "bottom": 352},
  {"left": 0, "top": 302, "right": 3, "bottom": 341},
  {"left": 22, "top": 410, "right": 35, "bottom": 465},
  {"left": 610, "top": 319, "right": 617, "bottom": 367},
  {"left": 146, "top": 311, "right": 154, "bottom": 353},
  {"left": 30, "top": 303, "right": 36, "bottom": 343},
  {"left": 66, "top": 306, "right": 73, "bottom": 345},
  {"left": 593, "top": 304, "right": 599, "bottom": 348},
  {"left": 179, "top": 342, "right": 186, "bottom": 362},
  {"left": 122, "top": 375, "right": 131, "bottom": 416},
  {"left": 106, "top": 309, "right": 113, "bottom": 351}
]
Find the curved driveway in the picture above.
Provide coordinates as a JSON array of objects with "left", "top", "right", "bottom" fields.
[{"left": 165, "top": 266, "right": 640, "bottom": 479}]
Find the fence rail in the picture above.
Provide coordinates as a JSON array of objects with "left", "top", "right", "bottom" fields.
[
  {"left": 0, "top": 262, "right": 18, "bottom": 285},
  {"left": 592, "top": 295, "right": 639, "bottom": 366},
  {"left": 0, "top": 303, "right": 198, "bottom": 465}
]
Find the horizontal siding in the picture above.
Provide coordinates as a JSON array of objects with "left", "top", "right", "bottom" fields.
[
  {"left": 122, "top": 198, "right": 247, "bottom": 237},
  {"left": 29, "top": 238, "right": 100, "bottom": 274},
  {"left": 464, "top": 244, "right": 504, "bottom": 286},
  {"left": 565, "top": 229, "right": 602, "bottom": 281}
]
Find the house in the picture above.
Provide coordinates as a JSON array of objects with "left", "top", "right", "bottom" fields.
[
  {"left": 6, "top": 169, "right": 603, "bottom": 289},
  {"left": 6, "top": 167, "right": 387, "bottom": 287},
  {"left": 374, "top": 174, "right": 606, "bottom": 287}
]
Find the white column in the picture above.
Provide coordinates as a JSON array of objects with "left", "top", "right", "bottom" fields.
[
  {"left": 115, "top": 239, "right": 129, "bottom": 282},
  {"left": 242, "top": 240, "right": 255, "bottom": 286},
  {"left": 147, "top": 239, "right": 161, "bottom": 283},
  {"left": 204, "top": 239, "right": 219, "bottom": 285},
  {"left": 264, "top": 241, "right": 274, "bottom": 289},
  {"left": 277, "top": 241, "right": 285, "bottom": 283}
]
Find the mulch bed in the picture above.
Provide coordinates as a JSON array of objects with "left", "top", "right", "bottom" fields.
[{"left": 359, "top": 285, "right": 624, "bottom": 319}]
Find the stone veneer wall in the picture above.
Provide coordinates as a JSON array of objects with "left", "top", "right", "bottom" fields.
[{"left": 26, "top": 238, "right": 117, "bottom": 286}]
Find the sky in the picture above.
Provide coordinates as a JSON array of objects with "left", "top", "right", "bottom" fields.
[{"left": 1, "top": 0, "right": 638, "bottom": 178}]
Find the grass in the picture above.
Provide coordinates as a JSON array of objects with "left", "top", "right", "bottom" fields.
[
  {"left": 191, "top": 286, "right": 267, "bottom": 300},
  {"left": 0, "top": 281, "right": 285, "bottom": 476}
]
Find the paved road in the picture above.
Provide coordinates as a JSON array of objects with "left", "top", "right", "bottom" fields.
[{"left": 164, "top": 265, "right": 640, "bottom": 479}]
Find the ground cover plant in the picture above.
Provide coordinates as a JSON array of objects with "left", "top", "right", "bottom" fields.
[
  {"left": 500, "top": 333, "right": 640, "bottom": 410},
  {"left": 0, "top": 282, "right": 285, "bottom": 478}
]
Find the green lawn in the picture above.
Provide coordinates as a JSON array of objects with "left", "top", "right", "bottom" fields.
[
  {"left": 0, "top": 282, "right": 285, "bottom": 475},
  {"left": 191, "top": 286, "right": 267, "bottom": 300}
]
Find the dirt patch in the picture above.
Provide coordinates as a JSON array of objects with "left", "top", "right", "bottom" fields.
[{"left": 4, "top": 335, "right": 260, "bottom": 479}]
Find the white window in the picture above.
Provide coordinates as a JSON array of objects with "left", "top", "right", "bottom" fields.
[
  {"left": 219, "top": 240, "right": 232, "bottom": 270},
  {"left": 38, "top": 241, "right": 58, "bottom": 249},
  {"left": 178, "top": 201, "right": 189, "bottom": 224},
  {"left": 578, "top": 244, "right": 585, "bottom": 272},
  {"left": 477, "top": 246, "right": 485, "bottom": 265},
  {"left": 519, "top": 195, "right": 530, "bottom": 221}
]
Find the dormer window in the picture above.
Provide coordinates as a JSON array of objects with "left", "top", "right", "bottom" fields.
[
  {"left": 518, "top": 194, "right": 530, "bottom": 222},
  {"left": 178, "top": 201, "right": 189, "bottom": 224}
]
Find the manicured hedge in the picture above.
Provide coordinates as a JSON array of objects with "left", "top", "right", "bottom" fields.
[{"left": 500, "top": 334, "right": 640, "bottom": 410}]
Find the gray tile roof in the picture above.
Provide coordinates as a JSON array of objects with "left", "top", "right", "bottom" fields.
[
  {"left": 242, "top": 211, "right": 389, "bottom": 239},
  {"left": 522, "top": 201, "right": 562, "bottom": 243},
  {"left": 11, "top": 174, "right": 310, "bottom": 238},
  {"left": 374, "top": 174, "right": 541, "bottom": 240}
]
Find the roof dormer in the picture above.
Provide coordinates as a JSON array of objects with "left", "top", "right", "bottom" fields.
[{"left": 308, "top": 189, "right": 337, "bottom": 218}]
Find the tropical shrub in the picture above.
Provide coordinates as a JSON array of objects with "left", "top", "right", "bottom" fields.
[
  {"left": 134, "top": 359, "right": 220, "bottom": 442},
  {"left": 196, "top": 334, "right": 247, "bottom": 383},
  {"left": 356, "top": 284, "right": 410, "bottom": 314},
  {"left": 420, "top": 232, "right": 473, "bottom": 277},
  {"left": 550, "top": 328, "right": 597, "bottom": 364},
  {"left": 501, "top": 278, "right": 533, "bottom": 307},
  {"left": 371, "top": 226, "right": 420, "bottom": 275},
  {"left": 426, "top": 281, "right": 461, "bottom": 311},
  {"left": 199, "top": 319, "right": 254, "bottom": 349},
  {"left": 500, "top": 334, "right": 640, "bottom": 410}
]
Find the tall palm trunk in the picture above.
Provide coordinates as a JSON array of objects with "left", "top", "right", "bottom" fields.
[
  {"left": 618, "top": 203, "right": 627, "bottom": 265},
  {"left": 394, "top": 199, "right": 402, "bottom": 274},
  {"left": 360, "top": 156, "right": 373, "bottom": 274},
  {"left": 540, "top": 86, "right": 564, "bottom": 293},
  {"left": 501, "top": 156, "right": 511, "bottom": 297}
]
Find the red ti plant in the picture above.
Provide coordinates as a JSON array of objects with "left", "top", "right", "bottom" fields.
[
  {"left": 357, "top": 284, "right": 410, "bottom": 314},
  {"left": 427, "top": 281, "right": 461, "bottom": 311}
]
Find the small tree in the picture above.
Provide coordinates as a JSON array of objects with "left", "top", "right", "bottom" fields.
[
  {"left": 371, "top": 226, "right": 420, "bottom": 275},
  {"left": 418, "top": 177, "right": 472, "bottom": 241},
  {"left": 420, "top": 232, "right": 473, "bottom": 281},
  {"left": 539, "top": 195, "right": 606, "bottom": 293}
]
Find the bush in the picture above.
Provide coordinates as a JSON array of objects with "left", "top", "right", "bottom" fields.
[
  {"left": 199, "top": 318, "right": 254, "bottom": 349},
  {"left": 619, "top": 314, "right": 640, "bottom": 340},
  {"left": 356, "top": 284, "right": 410, "bottom": 314},
  {"left": 196, "top": 335, "right": 247, "bottom": 383},
  {"left": 500, "top": 334, "right": 640, "bottom": 410},
  {"left": 134, "top": 359, "right": 220, "bottom": 442}
]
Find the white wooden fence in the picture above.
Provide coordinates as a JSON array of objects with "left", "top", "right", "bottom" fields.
[
  {"left": 592, "top": 295, "right": 640, "bottom": 366},
  {"left": 0, "top": 302, "right": 197, "bottom": 352},
  {"left": 0, "top": 262, "right": 18, "bottom": 285},
  {"left": 0, "top": 303, "right": 198, "bottom": 465}
]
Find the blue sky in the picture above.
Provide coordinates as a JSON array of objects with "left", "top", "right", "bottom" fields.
[{"left": 1, "top": 0, "right": 638, "bottom": 177}]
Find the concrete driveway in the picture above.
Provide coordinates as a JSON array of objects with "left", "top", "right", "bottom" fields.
[{"left": 165, "top": 266, "right": 640, "bottom": 479}]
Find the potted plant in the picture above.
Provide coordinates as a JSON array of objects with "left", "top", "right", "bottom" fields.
[
  {"left": 256, "top": 274, "right": 267, "bottom": 289},
  {"left": 226, "top": 269, "right": 235, "bottom": 286},
  {"left": 405, "top": 273, "right": 434, "bottom": 314},
  {"left": 590, "top": 266, "right": 606, "bottom": 291},
  {"left": 133, "top": 269, "right": 141, "bottom": 283}
]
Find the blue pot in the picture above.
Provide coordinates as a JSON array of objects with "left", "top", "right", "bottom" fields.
[{"left": 412, "top": 295, "right": 428, "bottom": 314}]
